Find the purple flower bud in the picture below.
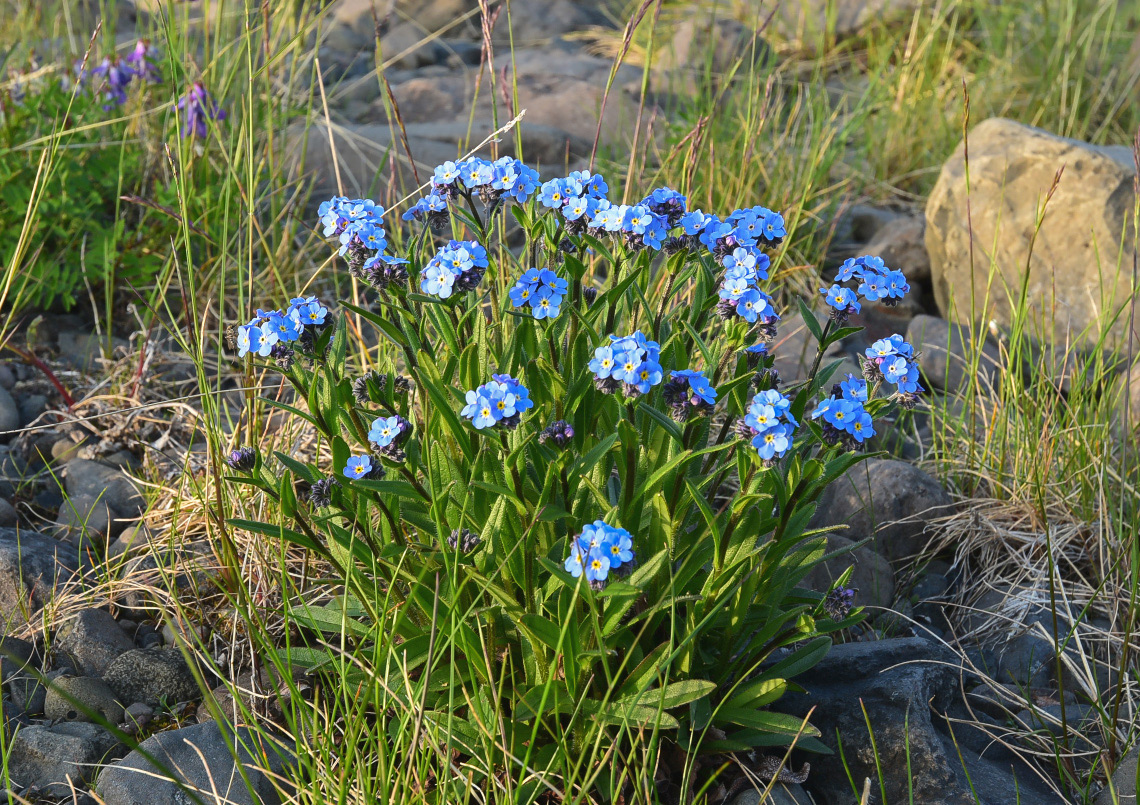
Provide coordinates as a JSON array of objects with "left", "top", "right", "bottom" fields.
[
  {"left": 225, "top": 446, "right": 257, "bottom": 471},
  {"left": 177, "top": 81, "right": 226, "bottom": 139}
]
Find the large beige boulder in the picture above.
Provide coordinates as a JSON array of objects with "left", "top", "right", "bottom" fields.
[{"left": 925, "top": 118, "right": 1138, "bottom": 351}]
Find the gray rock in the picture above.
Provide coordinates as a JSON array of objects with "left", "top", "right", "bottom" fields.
[
  {"left": 17, "top": 393, "right": 47, "bottom": 426},
  {"left": 95, "top": 720, "right": 293, "bottom": 805},
  {"left": 0, "top": 636, "right": 35, "bottom": 681},
  {"left": 864, "top": 213, "right": 931, "bottom": 284},
  {"left": 1013, "top": 703, "right": 1097, "bottom": 737},
  {"left": 907, "top": 314, "right": 1002, "bottom": 394},
  {"left": 45, "top": 676, "right": 125, "bottom": 724},
  {"left": 8, "top": 721, "right": 123, "bottom": 796},
  {"left": 0, "top": 448, "right": 26, "bottom": 497},
  {"left": 56, "top": 331, "right": 128, "bottom": 372},
  {"left": 773, "top": 0, "right": 921, "bottom": 43},
  {"left": 122, "top": 702, "right": 154, "bottom": 732},
  {"left": 378, "top": 20, "right": 449, "bottom": 69},
  {"left": 781, "top": 638, "right": 1065, "bottom": 805},
  {"left": 107, "top": 525, "right": 154, "bottom": 560},
  {"left": 54, "top": 494, "right": 114, "bottom": 546},
  {"left": 102, "top": 647, "right": 200, "bottom": 706},
  {"left": 65, "top": 459, "right": 145, "bottom": 519},
  {"left": 9, "top": 674, "right": 46, "bottom": 716},
  {"left": 802, "top": 534, "right": 896, "bottom": 609},
  {"left": 729, "top": 783, "right": 812, "bottom": 804},
  {"left": 808, "top": 458, "right": 954, "bottom": 561},
  {"left": 1097, "top": 745, "right": 1137, "bottom": 804},
  {"left": 996, "top": 633, "right": 1055, "bottom": 689},
  {"left": 926, "top": 118, "right": 1139, "bottom": 352},
  {"left": 56, "top": 608, "right": 137, "bottom": 677},
  {"left": 0, "top": 527, "right": 81, "bottom": 614},
  {"left": 0, "top": 498, "right": 16, "bottom": 526},
  {"left": 492, "top": 0, "right": 609, "bottom": 45},
  {"left": 0, "top": 386, "right": 20, "bottom": 439},
  {"left": 0, "top": 364, "right": 14, "bottom": 389}
]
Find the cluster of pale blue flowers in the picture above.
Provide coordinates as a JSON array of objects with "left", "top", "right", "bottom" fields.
[
  {"left": 509, "top": 268, "right": 569, "bottom": 319},
  {"left": 662, "top": 369, "right": 718, "bottom": 421},
  {"left": 863, "top": 334, "right": 924, "bottom": 408},
  {"left": 738, "top": 390, "right": 799, "bottom": 461},
  {"left": 460, "top": 374, "right": 534, "bottom": 430},
  {"left": 420, "top": 240, "right": 490, "bottom": 299},
  {"left": 821, "top": 255, "right": 911, "bottom": 322},
  {"left": 589, "top": 332, "right": 664, "bottom": 397},
  {"left": 812, "top": 376, "right": 876, "bottom": 448},
  {"left": 564, "top": 520, "right": 636, "bottom": 588},
  {"left": 235, "top": 296, "right": 328, "bottom": 359},
  {"left": 318, "top": 196, "right": 408, "bottom": 288},
  {"left": 429, "top": 156, "right": 542, "bottom": 206}
]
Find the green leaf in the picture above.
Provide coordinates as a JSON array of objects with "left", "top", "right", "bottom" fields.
[
  {"left": 619, "top": 679, "right": 716, "bottom": 710},
  {"left": 228, "top": 518, "right": 323, "bottom": 553},
  {"left": 796, "top": 297, "right": 823, "bottom": 343}
]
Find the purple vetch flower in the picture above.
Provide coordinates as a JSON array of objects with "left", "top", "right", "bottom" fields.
[
  {"left": 177, "top": 81, "right": 226, "bottom": 139},
  {"left": 125, "top": 40, "right": 162, "bottom": 83}
]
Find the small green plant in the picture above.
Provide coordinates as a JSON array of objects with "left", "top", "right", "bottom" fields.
[{"left": 221, "top": 154, "right": 926, "bottom": 801}]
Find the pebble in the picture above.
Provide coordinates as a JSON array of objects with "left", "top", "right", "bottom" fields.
[
  {"left": 7, "top": 721, "right": 122, "bottom": 797},
  {"left": 0, "top": 498, "right": 16, "bottom": 526},
  {"left": 56, "top": 608, "right": 137, "bottom": 677},
  {"left": 102, "top": 647, "right": 200, "bottom": 706},
  {"left": 0, "top": 386, "right": 20, "bottom": 440},
  {"left": 44, "top": 676, "right": 125, "bottom": 725}
]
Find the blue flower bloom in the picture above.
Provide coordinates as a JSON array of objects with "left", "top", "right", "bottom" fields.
[
  {"left": 681, "top": 210, "right": 715, "bottom": 236},
  {"left": 530, "top": 288, "right": 562, "bottom": 319},
  {"left": 623, "top": 205, "right": 654, "bottom": 234},
  {"left": 822, "top": 284, "right": 861, "bottom": 315},
  {"left": 840, "top": 376, "right": 868, "bottom": 402},
  {"left": 857, "top": 271, "right": 889, "bottom": 302},
  {"left": 762, "top": 210, "right": 786, "bottom": 242},
  {"left": 267, "top": 310, "right": 302, "bottom": 342},
  {"left": 589, "top": 346, "right": 617, "bottom": 378},
  {"left": 433, "top": 161, "right": 461, "bottom": 188},
  {"left": 368, "top": 415, "right": 405, "bottom": 448},
  {"left": 251, "top": 323, "right": 279, "bottom": 357},
  {"left": 835, "top": 258, "right": 863, "bottom": 283},
  {"left": 565, "top": 520, "right": 635, "bottom": 584},
  {"left": 752, "top": 422, "right": 792, "bottom": 460},
  {"left": 421, "top": 240, "right": 488, "bottom": 298},
  {"left": 539, "top": 178, "right": 571, "bottom": 208},
  {"left": 344, "top": 455, "right": 373, "bottom": 479},
  {"left": 461, "top": 375, "right": 532, "bottom": 429}
]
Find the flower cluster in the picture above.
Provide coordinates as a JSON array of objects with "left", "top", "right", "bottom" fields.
[
  {"left": 448, "top": 528, "right": 483, "bottom": 553},
  {"left": 421, "top": 240, "right": 489, "bottom": 299},
  {"left": 368, "top": 414, "right": 412, "bottom": 462},
  {"left": 177, "top": 80, "right": 227, "bottom": 139},
  {"left": 681, "top": 204, "right": 785, "bottom": 257},
  {"left": 308, "top": 476, "right": 340, "bottom": 508},
  {"left": 824, "top": 586, "right": 856, "bottom": 620},
  {"left": 402, "top": 192, "right": 449, "bottom": 230},
  {"left": 429, "top": 156, "right": 540, "bottom": 206},
  {"left": 318, "top": 196, "right": 407, "bottom": 288},
  {"left": 509, "top": 268, "right": 568, "bottom": 319},
  {"left": 863, "top": 335, "right": 923, "bottom": 408},
  {"left": 589, "top": 332, "right": 663, "bottom": 397},
  {"left": 811, "top": 376, "right": 875, "bottom": 449},
  {"left": 225, "top": 446, "right": 257, "bottom": 472},
  {"left": 738, "top": 390, "right": 798, "bottom": 462},
  {"left": 236, "top": 296, "right": 329, "bottom": 364},
  {"left": 563, "top": 520, "right": 635, "bottom": 590},
  {"left": 538, "top": 420, "right": 575, "bottom": 449},
  {"left": 460, "top": 374, "right": 534, "bottom": 430},
  {"left": 661, "top": 369, "right": 718, "bottom": 422},
  {"left": 821, "top": 255, "right": 910, "bottom": 323},
  {"left": 65, "top": 41, "right": 161, "bottom": 109},
  {"left": 716, "top": 245, "right": 776, "bottom": 324}
]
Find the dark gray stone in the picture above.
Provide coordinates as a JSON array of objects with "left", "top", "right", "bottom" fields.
[
  {"left": 0, "top": 498, "right": 16, "bottom": 527},
  {"left": 95, "top": 720, "right": 293, "bottom": 805},
  {"left": 45, "top": 676, "right": 124, "bottom": 724},
  {"left": 0, "top": 636, "right": 36, "bottom": 681},
  {"left": 1096, "top": 745, "right": 1137, "bottom": 804},
  {"left": 102, "top": 647, "right": 200, "bottom": 706},
  {"left": 996, "top": 633, "right": 1055, "bottom": 689},
  {"left": 0, "top": 386, "right": 20, "bottom": 438},
  {"left": 802, "top": 534, "right": 896, "bottom": 609},
  {"left": 0, "top": 527, "right": 81, "bottom": 613},
  {"left": 8, "top": 721, "right": 123, "bottom": 796},
  {"left": 780, "top": 638, "right": 1065, "bottom": 805},
  {"left": 9, "top": 674, "right": 47, "bottom": 716},
  {"left": 17, "top": 393, "right": 47, "bottom": 426},
  {"left": 56, "top": 608, "right": 137, "bottom": 677},
  {"left": 729, "top": 783, "right": 812, "bottom": 804},
  {"left": 907, "top": 314, "right": 1002, "bottom": 394},
  {"left": 808, "top": 458, "right": 954, "bottom": 561},
  {"left": 65, "top": 460, "right": 145, "bottom": 518}
]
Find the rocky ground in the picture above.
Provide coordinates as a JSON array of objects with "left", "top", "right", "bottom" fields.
[{"left": 1, "top": 0, "right": 1138, "bottom": 803}]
